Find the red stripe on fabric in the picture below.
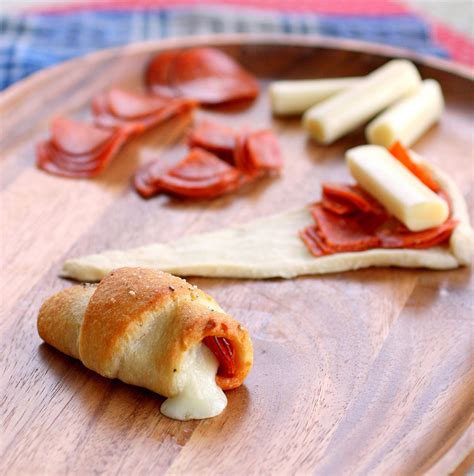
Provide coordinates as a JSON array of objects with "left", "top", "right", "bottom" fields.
[
  {"left": 27, "top": 0, "right": 409, "bottom": 15},
  {"left": 431, "top": 21, "right": 474, "bottom": 67}
]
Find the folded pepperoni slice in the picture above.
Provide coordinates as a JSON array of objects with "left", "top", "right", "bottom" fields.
[
  {"left": 389, "top": 141, "right": 440, "bottom": 192},
  {"left": 311, "top": 205, "right": 381, "bottom": 252},
  {"left": 377, "top": 218, "right": 457, "bottom": 249},
  {"left": 246, "top": 130, "right": 283, "bottom": 172},
  {"left": 148, "top": 47, "right": 259, "bottom": 105},
  {"left": 51, "top": 117, "right": 114, "bottom": 156},
  {"left": 187, "top": 120, "right": 236, "bottom": 162}
]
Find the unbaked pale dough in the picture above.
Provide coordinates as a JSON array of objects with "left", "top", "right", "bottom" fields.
[{"left": 61, "top": 162, "right": 473, "bottom": 281}]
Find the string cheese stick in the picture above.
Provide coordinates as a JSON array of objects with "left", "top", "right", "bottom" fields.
[
  {"left": 346, "top": 145, "right": 448, "bottom": 232},
  {"left": 303, "top": 60, "right": 421, "bottom": 144},
  {"left": 269, "top": 78, "right": 360, "bottom": 115},
  {"left": 366, "top": 79, "right": 444, "bottom": 147}
]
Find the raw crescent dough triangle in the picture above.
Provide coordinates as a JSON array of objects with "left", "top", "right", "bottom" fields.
[{"left": 62, "top": 161, "right": 473, "bottom": 282}]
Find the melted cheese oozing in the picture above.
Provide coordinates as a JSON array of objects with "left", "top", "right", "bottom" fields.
[{"left": 160, "top": 343, "right": 227, "bottom": 421}]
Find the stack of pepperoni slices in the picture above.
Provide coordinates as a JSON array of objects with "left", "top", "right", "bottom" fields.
[{"left": 36, "top": 47, "right": 281, "bottom": 201}]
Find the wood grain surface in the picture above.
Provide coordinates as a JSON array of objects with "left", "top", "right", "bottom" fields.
[{"left": 1, "top": 35, "right": 473, "bottom": 475}]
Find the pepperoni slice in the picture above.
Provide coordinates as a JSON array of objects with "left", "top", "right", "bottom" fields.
[
  {"left": 377, "top": 218, "right": 457, "bottom": 249},
  {"left": 92, "top": 89, "right": 196, "bottom": 133},
  {"left": 168, "top": 148, "right": 233, "bottom": 181},
  {"left": 203, "top": 336, "right": 236, "bottom": 378},
  {"left": 389, "top": 141, "right": 440, "bottom": 192},
  {"left": 107, "top": 88, "right": 170, "bottom": 119},
  {"left": 134, "top": 148, "right": 242, "bottom": 199},
  {"left": 134, "top": 159, "right": 169, "bottom": 198},
  {"left": 50, "top": 117, "right": 114, "bottom": 156},
  {"left": 311, "top": 205, "right": 382, "bottom": 252},
  {"left": 146, "top": 49, "right": 181, "bottom": 97},
  {"left": 321, "top": 195, "right": 357, "bottom": 215},
  {"left": 299, "top": 225, "right": 330, "bottom": 257},
  {"left": 148, "top": 47, "right": 259, "bottom": 105},
  {"left": 246, "top": 130, "right": 283, "bottom": 172},
  {"left": 233, "top": 129, "right": 253, "bottom": 174},
  {"left": 187, "top": 120, "right": 236, "bottom": 162},
  {"left": 322, "top": 183, "right": 386, "bottom": 215}
]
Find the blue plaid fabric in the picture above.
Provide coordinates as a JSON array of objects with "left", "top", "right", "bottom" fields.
[{"left": 0, "top": 6, "right": 449, "bottom": 90}]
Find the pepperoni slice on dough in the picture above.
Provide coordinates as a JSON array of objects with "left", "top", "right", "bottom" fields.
[
  {"left": 299, "top": 225, "right": 331, "bottom": 257},
  {"left": 377, "top": 218, "right": 457, "bottom": 249},
  {"left": 322, "top": 183, "right": 386, "bottom": 215},
  {"left": 311, "top": 205, "right": 381, "bottom": 252},
  {"left": 300, "top": 184, "right": 456, "bottom": 257}
]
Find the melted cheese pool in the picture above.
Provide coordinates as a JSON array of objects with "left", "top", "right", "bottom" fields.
[{"left": 160, "top": 343, "right": 227, "bottom": 421}]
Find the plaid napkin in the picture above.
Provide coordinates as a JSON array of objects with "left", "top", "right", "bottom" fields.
[{"left": 0, "top": 0, "right": 472, "bottom": 90}]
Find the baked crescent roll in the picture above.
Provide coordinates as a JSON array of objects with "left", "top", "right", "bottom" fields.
[{"left": 37, "top": 267, "right": 253, "bottom": 420}]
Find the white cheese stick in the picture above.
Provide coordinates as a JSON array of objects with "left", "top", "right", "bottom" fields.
[
  {"left": 346, "top": 145, "right": 449, "bottom": 232},
  {"left": 303, "top": 60, "right": 421, "bottom": 144},
  {"left": 366, "top": 79, "right": 444, "bottom": 147},
  {"left": 269, "top": 78, "right": 360, "bottom": 115}
]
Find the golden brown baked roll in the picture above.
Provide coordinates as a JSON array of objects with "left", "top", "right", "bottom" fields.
[{"left": 38, "top": 267, "right": 253, "bottom": 420}]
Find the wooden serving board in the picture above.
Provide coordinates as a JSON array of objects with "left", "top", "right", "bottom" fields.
[{"left": 1, "top": 35, "right": 473, "bottom": 475}]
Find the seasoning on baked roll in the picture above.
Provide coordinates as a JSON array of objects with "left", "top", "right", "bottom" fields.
[{"left": 37, "top": 267, "right": 253, "bottom": 421}]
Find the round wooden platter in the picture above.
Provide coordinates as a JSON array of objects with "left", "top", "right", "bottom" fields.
[{"left": 1, "top": 35, "right": 473, "bottom": 475}]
